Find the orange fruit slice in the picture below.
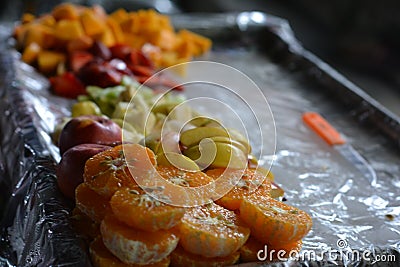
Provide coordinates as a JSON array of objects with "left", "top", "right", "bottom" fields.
[
  {"left": 178, "top": 202, "right": 250, "bottom": 258},
  {"left": 206, "top": 168, "right": 271, "bottom": 210},
  {"left": 84, "top": 144, "right": 156, "bottom": 199},
  {"left": 170, "top": 245, "right": 240, "bottom": 267},
  {"left": 90, "top": 236, "right": 170, "bottom": 267},
  {"left": 157, "top": 166, "right": 214, "bottom": 187},
  {"left": 110, "top": 187, "right": 186, "bottom": 232},
  {"left": 101, "top": 215, "right": 178, "bottom": 265},
  {"left": 239, "top": 195, "right": 312, "bottom": 246},
  {"left": 75, "top": 183, "right": 111, "bottom": 223},
  {"left": 240, "top": 236, "right": 302, "bottom": 263}
]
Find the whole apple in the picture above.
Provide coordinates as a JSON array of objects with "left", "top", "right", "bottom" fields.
[
  {"left": 58, "top": 115, "right": 122, "bottom": 155},
  {"left": 57, "top": 143, "right": 111, "bottom": 200}
]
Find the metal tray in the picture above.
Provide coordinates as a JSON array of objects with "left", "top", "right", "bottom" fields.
[{"left": 0, "top": 11, "right": 399, "bottom": 266}]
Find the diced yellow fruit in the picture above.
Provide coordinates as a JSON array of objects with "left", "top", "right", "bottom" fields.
[
  {"left": 178, "top": 29, "right": 212, "bottom": 56},
  {"left": 52, "top": 3, "right": 80, "bottom": 21},
  {"left": 158, "top": 15, "right": 173, "bottom": 31},
  {"left": 21, "top": 42, "right": 41, "bottom": 64},
  {"left": 66, "top": 35, "right": 93, "bottom": 53},
  {"left": 106, "top": 17, "right": 125, "bottom": 44},
  {"left": 80, "top": 9, "right": 106, "bottom": 36},
  {"left": 175, "top": 38, "right": 196, "bottom": 59},
  {"left": 151, "top": 29, "right": 176, "bottom": 51},
  {"left": 55, "top": 20, "right": 84, "bottom": 40},
  {"left": 109, "top": 8, "right": 129, "bottom": 25},
  {"left": 21, "top": 13, "right": 35, "bottom": 24},
  {"left": 123, "top": 33, "right": 145, "bottom": 49},
  {"left": 23, "top": 24, "right": 56, "bottom": 49},
  {"left": 93, "top": 26, "right": 115, "bottom": 46},
  {"left": 37, "top": 14, "right": 56, "bottom": 27},
  {"left": 37, "top": 50, "right": 66, "bottom": 74}
]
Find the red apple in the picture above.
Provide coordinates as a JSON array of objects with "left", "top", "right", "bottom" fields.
[
  {"left": 58, "top": 115, "right": 122, "bottom": 155},
  {"left": 57, "top": 143, "right": 111, "bottom": 200}
]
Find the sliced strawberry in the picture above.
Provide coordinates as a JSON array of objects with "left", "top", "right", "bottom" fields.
[
  {"left": 128, "top": 65, "right": 154, "bottom": 77},
  {"left": 50, "top": 72, "right": 86, "bottom": 99},
  {"left": 136, "top": 75, "right": 184, "bottom": 91},
  {"left": 129, "top": 50, "right": 154, "bottom": 68},
  {"left": 69, "top": 51, "right": 94, "bottom": 72},
  {"left": 77, "top": 61, "right": 122, "bottom": 88},
  {"left": 91, "top": 41, "right": 111, "bottom": 60},
  {"left": 110, "top": 44, "right": 132, "bottom": 60}
]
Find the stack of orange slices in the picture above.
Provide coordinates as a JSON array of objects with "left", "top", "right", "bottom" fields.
[{"left": 73, "top": 143, "right": 312, "bottom": 266}]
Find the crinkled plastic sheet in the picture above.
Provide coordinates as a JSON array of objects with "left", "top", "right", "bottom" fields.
[
  {"left": 0, "top": 12, "right": 399, "bottom": 267},
  {"left": 0, "top": 25, "right": 91, "bottom": 266}
]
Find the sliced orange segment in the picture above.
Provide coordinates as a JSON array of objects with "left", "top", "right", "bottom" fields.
[
  {"left": 84, "top": 144, "right": 156, "bottom": 199},
  {"left": 90, "top": 237, "right": 170, "bottom": 267},
  {"left": 240, "top": 236, "right": 302, "bottom": 263},
  {"left": 110, "top": 187, "right": 185, "bottom": 232},
  {"left": 170, "top": 245, "right": 240, "bottom": 267},
  {"left": 101, "top": 215, "right": 178, "bottom": 265},
  {"left": 239, "top": 195, "right": 312, "bottom": 246},
  {"left": 157, "top": 166, "right": 214, "bottom": 187},
  {"left": 75, "top": 183, "right": 111, "bottom": 223},
  {"left": 155, "top": 165, "right": 216, "bottom": 206},
  {"left": 206, "top": 168, "right": 271, "bottom": 210},
  {"left": 178, "top": 202, "right": 250, "bottom": 258}
]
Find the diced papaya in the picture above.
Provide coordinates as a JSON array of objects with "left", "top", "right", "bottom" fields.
[
  {"left": 37, "top": 14, "right": 56, "bottom": 27},
  {"left": 21, "top": 13, "right": 35, "bottom": 24},
  {"left": 93, "top": 26, "right": 116, "bottom": 47},
  {"left": 178, "top": 29, "right": 212, "bottom": 56},
  {"left": 151, "top": 30, "right": 176, "bottom": 51},
  {"left": 52, "top": 3, "right": 80, "bottom": 21},
  {"left": 23, "top": 24, "right": 56, "bottom": 49},
  {"left": 80, "top": 9, "right": 106, "bottom": 36},
  {"left": 119, "top": 16, "right": 132, "bottom": 33},
  {"left": 37, "top": 50, "right": 66, "bottom": 74},
  {"left": 21, "top": 42, "right": 41, "bottom": 64},
  {"left": 55, "top": 20, "right": 84, "bottom": 41},
  {"left": 123, "top": 33, "right": 145, "bottom": 49},
  {"left": 109, "top": 8, "right": 129, "bottom": 25},
  {"left": 106, "top": 17, "right": 125, "bottom": 44},
  {"left": 67, "top": 35, "right": 94, "bottom": 53}
]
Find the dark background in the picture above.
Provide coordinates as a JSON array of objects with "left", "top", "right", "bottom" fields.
[{"left": 1, "top": 0, "right": 399, "bottom": 116}]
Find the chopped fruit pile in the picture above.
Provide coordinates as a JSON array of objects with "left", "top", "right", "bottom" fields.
[
  {"left": 68, "top": 143, "right": 312, "bottom": 266},
  {"left": 54, "top": 79, "right": 312, "bottom": 266},
  {"left": 14, "top": 3, "right": 211, "bottom": 98},
  {"left": 22, "top": 4, "right": 313, "bottom": 266}
]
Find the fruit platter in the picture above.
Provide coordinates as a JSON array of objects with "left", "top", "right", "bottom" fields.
[{"left": 0, "top": 3, "right": 400, "bottom": 267}]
